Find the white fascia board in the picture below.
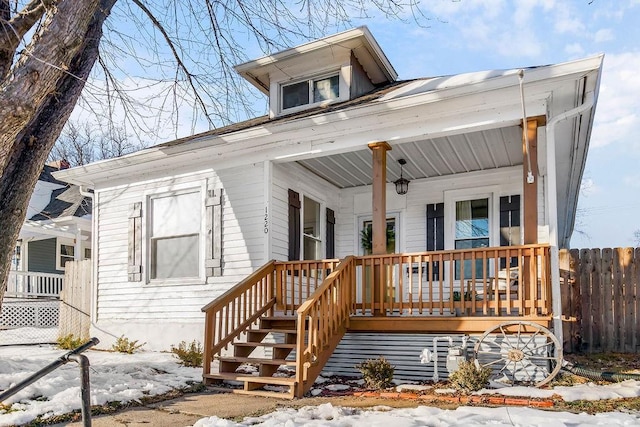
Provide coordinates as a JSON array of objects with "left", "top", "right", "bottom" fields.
[
  {"left": 234, "top": 26, "right": 398, "bottom": 95},
  {"left": 20, "top": 220, "right": 77, "bottom": 239},
  {"left": 55, "top": 56, "right": 602, "bottom": 188}
]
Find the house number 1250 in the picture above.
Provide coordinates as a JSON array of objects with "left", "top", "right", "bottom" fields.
[{"left": 264, "top": 207, "right": 269, "bottom": 234}]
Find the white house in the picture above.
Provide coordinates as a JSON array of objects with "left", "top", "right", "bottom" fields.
[
  {"left": 55, "top": 27, "right": 602, "bottom": 397},
  {"left": 6, "top": 163, "right": 92, "bottom": 299}
]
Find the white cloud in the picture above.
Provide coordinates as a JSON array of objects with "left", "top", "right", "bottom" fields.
[
  {"left": 594, "top": 28, "right": 614, "bottom": 43},
  {"left": 623, "top": 174, "right": 640, "bottom": 189},
  {"left": 565, "top": 43, "right": 584, "bottom": 55},
  {"left": 590, "top": 52, "right": 640, "bottom": 149}
]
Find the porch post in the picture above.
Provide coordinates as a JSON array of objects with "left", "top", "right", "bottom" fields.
[
  {"left": 523, "top": 118, "right": 538, "bottom": 245},
  {"left": 368, "top": 141, "right": 391, "bottom": 315},
  {"left": 522, "top": 118, "right": 539, "bottom": 314}
]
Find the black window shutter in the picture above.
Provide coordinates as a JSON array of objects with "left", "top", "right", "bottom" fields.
[
  {"left": 288, "top": 189, "right": 301, "bottom": 261},
  {"left": 500, "top": 195, "right": 521, "bottom": 268},
  {"left": 426, "top": 203, "right": 444, "bottom": 279},
  {"left": 326, "top": 208, "right": 335, "bottom": 258}
]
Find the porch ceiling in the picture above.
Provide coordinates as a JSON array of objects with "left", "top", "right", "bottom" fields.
[{"left": 296, "top": 125, "right": 523, "bottom": 188}]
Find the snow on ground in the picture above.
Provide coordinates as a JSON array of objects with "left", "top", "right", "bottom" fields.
[
  {"left": 0, "top": 345, "right": 200, "bottom": 427},
  {"left": 1, "top": 344, "right": 640, "bottom": 427},
  {"left": 0, "top": 327, "right": 57, "bottom": 346},
  {"left": 193, "top": 402, "right": 640, "bottom": 427}
]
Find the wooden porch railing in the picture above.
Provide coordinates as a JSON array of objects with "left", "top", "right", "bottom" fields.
[
  {"left": 5, "top": 270, "right": 64, "bottom": 298},
  {"left": 295, "top": 256, "right": 355, "bottom": 397},
  {"left": 354, "top": 244, "right": 551, "bottom": 317},
  {"left": 274, "top": 259, "right": 339, "bottom": 314},
  {"left": 202, "top": 244, "right": 551, "bottom": 393}
]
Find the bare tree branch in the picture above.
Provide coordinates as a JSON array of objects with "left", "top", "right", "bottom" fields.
[{"left": 130, "top": 0, "right": 214, "bottom": 128}]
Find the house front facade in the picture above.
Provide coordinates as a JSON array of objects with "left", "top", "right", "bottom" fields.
[{"left": 56, "top": 28, "right": 602, "bottom": 391}]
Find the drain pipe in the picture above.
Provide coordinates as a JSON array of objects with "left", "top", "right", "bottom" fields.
[
  {"left": 545, "top": 91, "right": 595, "bottom": 345},
  {"left": 562, "top": 360, "right": 640, "bottom": 382}
]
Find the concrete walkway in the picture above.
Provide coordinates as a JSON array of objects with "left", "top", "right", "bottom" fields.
[
  {"left": 54, "top": 392, "right": 284, "bottom": 427},
  {"left": 53, "top": 391, "right": 420, "bottom": 426}
]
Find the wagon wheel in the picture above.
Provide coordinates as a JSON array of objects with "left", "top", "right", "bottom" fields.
[{"left": 473, "top": 321, "right": 562, "bottom": 388}]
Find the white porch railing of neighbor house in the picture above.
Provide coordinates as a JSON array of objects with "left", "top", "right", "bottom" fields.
[{"left": 5, "top": 271, "right": 64, "bottom": 298}]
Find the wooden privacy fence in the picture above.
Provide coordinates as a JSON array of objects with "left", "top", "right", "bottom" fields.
[
  {"left": 560, "top": 248, "right": 640, "bottom": 354},
  {"left": 58, "top": 260, "right": 92, "bottom": 340}
]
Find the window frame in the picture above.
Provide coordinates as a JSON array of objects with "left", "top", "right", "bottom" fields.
[
  {"left": 444, "top": 187, "right": 500, "bottom": 280},
  {"left": 56, "top": 239, "right": 75, "bottom": 271},
  {"left": 289, "top": 190, "right": 330, "bottom": 261},
  {"left": 145, "top": 182, "right": 206, "bottom": 285},
  {"left": 280, "top": 71, "right": 341, "bottom": 114},
  {"left": 302, "top": 196, "right": 322, "bottom": 260}
]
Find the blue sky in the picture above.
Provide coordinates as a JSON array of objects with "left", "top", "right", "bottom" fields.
[{"left": 78, "top": 0, "right": 639, "bottom": 249}]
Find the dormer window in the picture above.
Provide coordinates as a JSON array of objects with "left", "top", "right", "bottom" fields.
[{"left": 282, "top": 74, "right": 340, "bottom": 111}]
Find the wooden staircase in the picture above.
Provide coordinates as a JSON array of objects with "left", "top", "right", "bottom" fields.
[
  {"left": 202, "top": 257, "right": 354, "bottom": 398},
  {"left": 203, "top": 316, "right": 301, "bottom": 398}
]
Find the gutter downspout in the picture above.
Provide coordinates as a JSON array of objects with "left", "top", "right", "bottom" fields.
[
  {"left": 545, "top": 91, "right": 595, "bottom": 344},
  {"left": 78, "top": 186, "right": 99, "bottom": 331}
]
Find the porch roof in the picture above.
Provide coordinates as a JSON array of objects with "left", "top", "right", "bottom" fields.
[{"left": 54, "top": 55, "right": 603, "bottom": 247}]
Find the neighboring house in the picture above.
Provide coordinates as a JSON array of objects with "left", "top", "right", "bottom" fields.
[
  {"left": 55, "top": 27, "right": 602, "bottom": 396},
  {"left": 6, "top": 162, "right": 92, "bottom": 299}
]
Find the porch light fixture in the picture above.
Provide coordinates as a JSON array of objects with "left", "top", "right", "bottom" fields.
[{"left": 394, "top": 159, "right": 410, "bottom": 195}]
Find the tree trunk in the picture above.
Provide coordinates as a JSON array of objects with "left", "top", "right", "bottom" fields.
[{"left": 0, "top": 0, "right": 117, "bottom": 311}]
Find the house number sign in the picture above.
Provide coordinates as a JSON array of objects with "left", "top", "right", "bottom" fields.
[{"left": 264, "top": 206, "right": 269, "bottom": 234}]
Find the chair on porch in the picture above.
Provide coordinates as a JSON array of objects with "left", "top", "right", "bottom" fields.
[{"left": 468, "top": 268, "right": 519, "bottom": 299}]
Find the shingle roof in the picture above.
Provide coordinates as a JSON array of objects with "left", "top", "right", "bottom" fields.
[
  {"left": 155, "top": 79, "right": 417, "bottom": 149},
  {"left": 39, "top": 165, "right": 68, "bottom": 186},
  {"left": 30, "top": 185, "right": 92, "bottom": 221}
]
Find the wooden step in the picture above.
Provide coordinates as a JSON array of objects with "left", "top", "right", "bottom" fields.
[
  {"left": 233, "top": 341, "right": 297, "bottom": 358},
  {"left": 249, "top": 328, "right": 297, "bottom": 335},
  {"left": 204, "top": 373, "right": 296, "bottom": 385},
  {"left": 203, "top": 373, "right": 297, "bottom": 399},
  {"left": 235, "top": 342, "right": 296, "bottom": 349},
  {"left": 218, "top": 356, "right": 296, "bottom": 366},
  {"left": 260, "top": 316, "right": 297, "bottom": 328}
]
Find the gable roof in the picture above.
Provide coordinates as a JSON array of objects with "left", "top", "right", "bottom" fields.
[
  {"left": 30, "top": 185, "right": 92, "bottom": 221},
  {"left": 235, "top": 26, "right": 397, "bottom": 95},
  {"left": 39, "top": 164, "right": 68, "bottom": 186},
  {"left": 156, "top": 79, "right": 413, "bottom": 149}
]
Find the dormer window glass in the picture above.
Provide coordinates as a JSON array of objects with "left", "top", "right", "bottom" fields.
[
  {"left": 281, "top": 73, "right": 340, "bottom": 111},
  {"left": 313, "top": 75, "right": 339, "bottom": 103}
]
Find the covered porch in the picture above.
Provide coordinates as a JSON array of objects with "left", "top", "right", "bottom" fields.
[{"left": 202, "top": 243, "right": 552, "bottom": 397}]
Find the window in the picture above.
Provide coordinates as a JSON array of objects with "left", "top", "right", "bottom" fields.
[
  {"left": 84, "top": 248, "right": 91, "bottom": 259},
  {"left": 150, "top": 190, "right": 201, "bottom": 280},
  {"left": 303, "top": 197, "right": 321, "bottom": 260},
  {"left": 58, "top": 243, "right": 74, "bottom": 270},
  {"left": 455, "top": 198, "right": 489, "bottom": 279},
  {"left": 282, "top": 74, "right": 339, "bottom": 111},
  {"left": 360, "top": 218, "right": 396, "bottom": 255}
]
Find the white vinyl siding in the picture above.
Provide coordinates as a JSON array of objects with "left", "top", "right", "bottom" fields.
[
  {"left": 271, "top": 163, "right": 341, "bottom": 261},
  {"left": 94, "top": 164, "right": 265, "bottom": 323}
]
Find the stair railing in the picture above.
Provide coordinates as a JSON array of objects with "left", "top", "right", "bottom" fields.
[
  {"left": 295, "top": 256, "right": 355, "bottom": 396},
  {"left": 201, "top": 260, "right": 276, "bottom": 377}
]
